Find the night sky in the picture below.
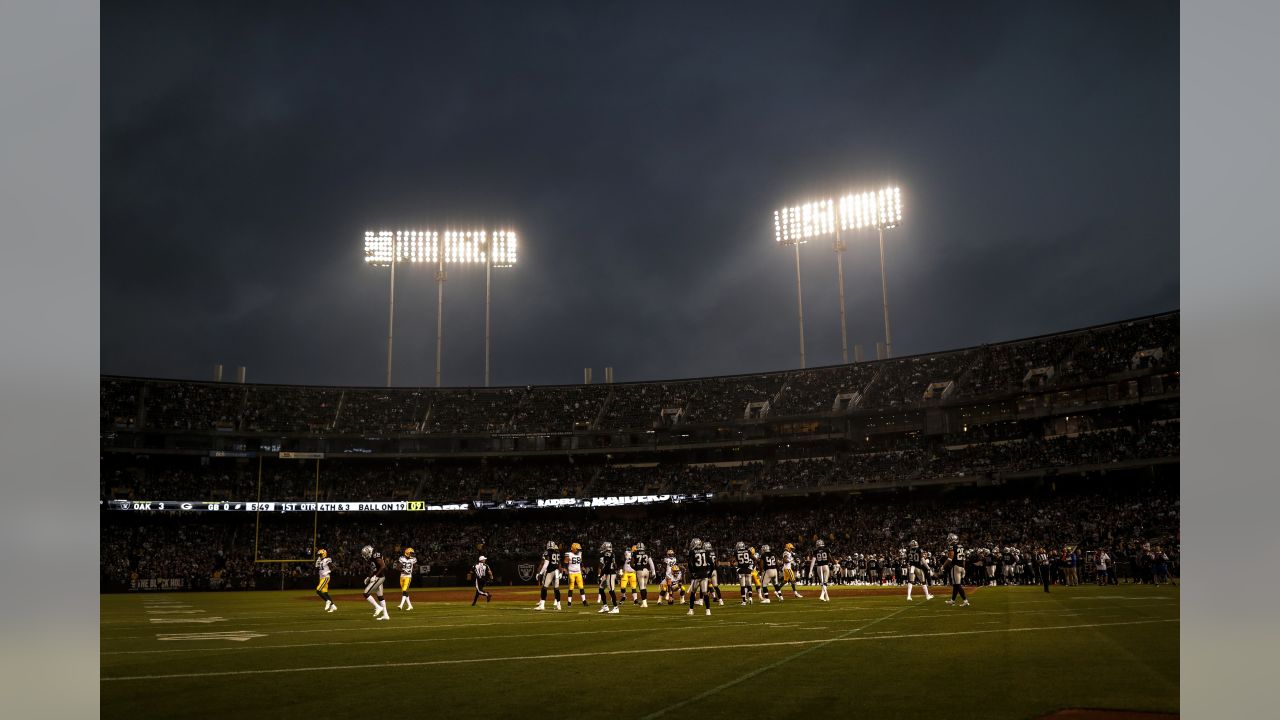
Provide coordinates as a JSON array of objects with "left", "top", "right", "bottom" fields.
[{"left": 101, "top": 1, "right": 1178, "bottom": 388}]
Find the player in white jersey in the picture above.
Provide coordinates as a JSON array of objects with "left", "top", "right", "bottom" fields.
[
  {"left": 397, "top": 548, "right": 418, "bottom": 610},
  {"left": 314, "top": 549, "right": 336, "bottom": 612},
  {"left": 620, "top": 546, "right": 639, "bottom": 604},
  {"left": 781, "top": 543, "right": 803, "bottom": 597},
  {"left": 564, "top": 543, "right": 587, "bottom": 607},
  {"left": 471, "top": 555, "right": 492, "bottom": 605},
  {"left": 660, "top": 549, "right": 685, "bottom": 605}
]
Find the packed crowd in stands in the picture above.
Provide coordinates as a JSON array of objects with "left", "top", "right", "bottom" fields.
[
  {"left": 100, "top": 478, "right": 1177, "bottom": 589},
  {"left": 100, "top": 313, "right": 1178, "bottom": 434},
  {"left": 101, "top": 414, "right": 1179, "bottom": 503}
]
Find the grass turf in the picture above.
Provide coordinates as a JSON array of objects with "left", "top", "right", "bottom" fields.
[{"left": 101, "top": 583, "right": 1178, "bottom": 719}]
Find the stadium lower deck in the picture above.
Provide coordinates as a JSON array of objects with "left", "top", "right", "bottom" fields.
[{"left": 101, "top": 583, "right": 1178, "bottom": 719}]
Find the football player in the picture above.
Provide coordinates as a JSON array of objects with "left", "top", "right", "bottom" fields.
[
  {"left": 397, "top": 547, "right": 417, "bottom": 611},
  {"left": 760, "top": 544, "right": 783, "bottom": 602},
  {"left": 633, "top": 542, "right": 657, "bottom": 607},
  {"left": 749, "top": 546, "right": 765, "bottom": 601},
  {"left": 705, "top": 542, "right": 724, "bottom": 606},
  {"left": 661, "top": 562, "right": 683, "bottom": 606},
  {"left": 734, "top": 541, "right": 755, "bottom": 605},
  {"left": 564, "top": 542, "right": 587, "bottom": 607},
  {"left": 905, "top": 540, "right": 932, "bottom": 601},
  {"left": 620, "top": 545, "right": 639, "bottom": 605},
  {"left": 781, "top": 543, "right": 803, "bottom": 598},
  {"left": 660, "top": 548, "right": 684, "bottom": 605},
  {"left": 361, "top": 545, "right": 390, "bottom": 620},
  {"left": 685, "top": 538, "right": 713, "bottom": 616},
  {"left": 808, "top": 539, "right": 832, "bottom": 602},
  {"left": 534, "top": 541, "right": 563, "bottom": 611},
  {"left": 596, "top": 541, "right": 620, "bottom": 614},
  {"left": 314, "top": 548, "right": 336, "bottom": 612},
  {"left": 472, "top": 555, "right": 492, "bottom": 605},
  {"left": 942, "top": 533, "right": 970, "bottom": 606}
]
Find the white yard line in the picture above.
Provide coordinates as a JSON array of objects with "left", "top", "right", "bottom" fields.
[{"left": 102, "top": 618, "right": 1178, "bottom": 683}]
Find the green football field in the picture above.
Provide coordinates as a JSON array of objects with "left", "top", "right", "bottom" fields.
[{"left": 101, "top": 583, "right": 1178, "bottom": 719}]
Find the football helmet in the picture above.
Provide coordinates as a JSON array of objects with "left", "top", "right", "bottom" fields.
[
  {"left": 689, "top": 538, "right": 702, "bottom": 550},
  {"left": 478, "top": 555, "right": 487, "bottom": 562},
  {"left": 601, "top": 541, "right": 613, "bottom": 553},
  {"left": 317, "top": 549, "right": 327, "bottom": 558},
  {"left": 946, "top": 533, "right": 958, "bottom": 545},
  {"left": 636, "top": 542, "right": 646, "bottom": 552},
  {"left": 761, "top": 544, "right": 771, "bottom": 553},
  {"left": 361, "top": 545, "right": 373, "bottom": 559},
  {"left": 405, "top": 547, "right": 414, "bottom": 556},
  {"left": 909, "top": 540, "right": 918, "bottom": 549},
  {"left": 571, "top": 542, "right": 581, "bottom": 552},
  {"left": 784, "top": 542, "right": 795, "bottom": 551},
  {"left": 816, "top": 539, "right": 826, "bottom": 548},
  {"left": 666, "top": 549, "right": 676, "bottom": 557},
  {"left": 546, "top": 541, "right": 558, "bottom": 551},
  {"left": 735, "top": 541, "right": 746, "bottom": 551}
]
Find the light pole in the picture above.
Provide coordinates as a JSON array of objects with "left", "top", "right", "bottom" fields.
[
  {"left": 364, "top": 229, "right": 518, "bottom": 387},
  {"left": 834, "top": 227, "right": 849, "bottom": 364},
  {"left": 776, "top": 186, "right": 904, "bottom": 362}
]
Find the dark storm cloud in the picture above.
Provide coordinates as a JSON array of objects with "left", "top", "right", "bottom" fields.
[{"left": 101, "top": 1, "right": 1178, "bottom": 387}]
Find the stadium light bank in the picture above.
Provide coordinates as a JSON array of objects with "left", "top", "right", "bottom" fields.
[
  {"left": 773, "top": 186, "right": 903, "bottom": 364},
  {"left": 364, "top": 229, "right": 518, "bottom": 388}
]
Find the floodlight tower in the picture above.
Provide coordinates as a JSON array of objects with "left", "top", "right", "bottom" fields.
[
  {"left": 775, "top": 185, "right": 904, "bottom": 364},
  {"left": 364, "top": 229, "right": 518, "bottom": 387},
  {"left": 774, "top": 199, "right": 840, "bottom": 368},
  {"left": 836, "top": 187, "right": 903, "bottom": 358}
]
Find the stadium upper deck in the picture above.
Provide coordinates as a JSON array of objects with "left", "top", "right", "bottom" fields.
[{"left": 99, "top": 312, "right": 1175, "bottom": 461}]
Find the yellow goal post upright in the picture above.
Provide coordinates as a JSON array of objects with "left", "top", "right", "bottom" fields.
[{"left": 253, "top": 453, "right": 322, "bottom": 587}]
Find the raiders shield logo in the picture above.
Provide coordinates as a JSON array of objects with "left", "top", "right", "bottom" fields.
[{"left": 517, "top": 563, "right": 536, "bottom": 581}]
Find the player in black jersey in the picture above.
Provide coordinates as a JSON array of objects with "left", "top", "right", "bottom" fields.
[
  {"left": 685, "top": 538, "right": 714, "bottom": 616},
  {"left": 360, "top": 545, "right": 390, "bottom": 620},
  {"left": 905, "top": 540, "right": 933, "bottom": 601},
  {"left": 535, "top": 541, "right": 563, "bottom": 611},
  {"left": 705, "top": 544, "right": 724, "bottom": 606},
  {"left": 734, "top": 541, "right": 755, "bottom": 605},
  {"left": 760, "top": 544, "right": 783, "bottom": 602},
  {"left": 942, "top": 533, "right": 970, "bottom": 606},
  {"left": 633, "top": 543, "right": 657, "bottom": 608},
  {"left": 808, "top": 539, "right": 832, "bottom": 602},
  {"left": 596, "top": 541, "right": 620, "bottom": 613}
]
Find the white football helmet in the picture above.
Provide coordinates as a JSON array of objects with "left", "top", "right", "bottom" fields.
[
  {"left": 946, "top": 533, "right": 958, "bottom": 545},
  {"left": 909, "top": 540, "right": 919, "bottom": 549},
  {"left": 735, "top": 541, "right": 746, "bottom": 551},
  {"left": 816, "top": 539, "right": 826, "bottom": 548}
]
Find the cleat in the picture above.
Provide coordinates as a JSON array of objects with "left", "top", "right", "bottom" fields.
[
  {"left": 705, "top": 609, "right": 711, "bottom": 616},
  {"left": 795, "top": 593, "right": 803, "bottom": 598},
  {"left": 598, "top": 605, "right": 609, "bottom": 614},
  {"left": 945, "top": 600, "right": 954, "bottom": 605},
  {"left": 762, "top": 599, "right": 770, "bottom": 604},
  {"left": 961, "top": 600, "right": 970, "bottom": 607},
  {"left": 554, "top": 602, "right": 561, "bottom": 610},
  {"left": 641, "top": 600, "right": 648, "bottom": 608},
  {"left": 686, "top": 609, "right": 694, "bottom": 616},
  {"left": 925, "top": 595, "right": 933, "bottom": 600},
  {"left": 610, "top": 607, "right": 620, "bottom": 614},
  {"left": 326, "top": 605, "right": 336, "bottom": 613},
  {"left": 741, "top": 601, "right": 747, "bottom": 606}
]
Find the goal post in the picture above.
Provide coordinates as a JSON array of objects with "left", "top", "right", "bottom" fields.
[{"left": 253, "top": 454, "right": 321, "bottom": 564}]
